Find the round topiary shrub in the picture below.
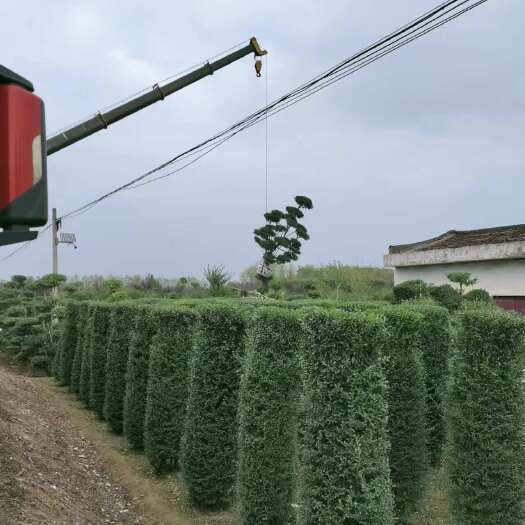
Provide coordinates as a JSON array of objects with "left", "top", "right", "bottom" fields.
[
  {"left": 104, "top": 303, "right": 138, "bottom": 434},
  {"left": 429, "top": 284, "right": 462, "bottom": 311},
  {"left": 143, "top": 307, "right": 196, "bottom": 473},
  {"left": 393, "top": 280, "right": 428, "bottom": 304},
  {"left": 299, "top": 308, "right": 394, "bottom": 524},
  {"left": 181, "top": 303, "right": 246, "bottom": 510},
  {"left": 237, "top": 307, "right": 302, "bottom": 525},
  {"left": 447, "top": 309, "right": 525, "bottom": 525},
  {"left": 463, "top": 288, "right": 492, "bottom": 304}
]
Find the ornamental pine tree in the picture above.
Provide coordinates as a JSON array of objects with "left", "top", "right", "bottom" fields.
[{"left": 253, "top": 195, "right": 313, "bottom": 291}]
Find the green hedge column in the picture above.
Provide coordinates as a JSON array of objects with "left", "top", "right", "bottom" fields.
[
  {"left": 56, "top": 302, "right": 79, "bottom": 386},
  {"left": 447, "top": 309, "right": 525, "bottom": 525},
  {"left": 237, "top": 307, "right": 302, "bottom": 525},
  {"left": 299, "top": 308, "right": 394, "bottom": 524},
  {"left": 181, "top": 304, "right": 246, "bottom": 510},
  {"left": 410, "top": 305, "right": 451, "bottom": 466},
  {"left": 104, "top": 304, "right": 137, "bottom": 434},
  {"left": 79, "top": 304, "right": 95, "bottom": 406},
  {"left": 123, "top": 307, "right": 159, "bottom": 450},
  {"left": 144, "top": 308, "right": 196, "bottom": 473},
  {"left": 70, "top": 302, "right": 89, "bottom": 393},
  {"left": 382, "top": 307, "right": 429, "bottom": 523},
  {"left": 89, "top": 304, "right": 112, "bottom": 419}
]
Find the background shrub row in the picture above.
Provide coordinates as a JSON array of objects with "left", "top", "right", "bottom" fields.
[{"left": 50, "top": 298, "right": 524, "bottom": 524}]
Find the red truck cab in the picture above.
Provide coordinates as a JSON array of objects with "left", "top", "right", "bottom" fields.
[{"left": 0, "top": 65, "right": 47, "bottom": 245}]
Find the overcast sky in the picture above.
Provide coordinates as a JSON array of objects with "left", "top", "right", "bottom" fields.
[{"left": 0, "top": 0, "right": 523, "bottom": 279}]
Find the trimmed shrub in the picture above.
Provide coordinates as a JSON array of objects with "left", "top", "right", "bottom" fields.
[
  {"left": 89, "top": 304, "right": 112, "bottom": 419},
  {"left": 447, "top": 309, "right": 525, "bottom": 524},
  {"left": 382, "top": 306, "right": 429, "bottom": 522},
  {"left": 393, "top": 280, "right": 428, "bottom": 303},
  {"left": 181, "top": 303, "right": 246, "bottom": 510},
  {"left": 104, "top": 304, "right": 137, "bottom": 434},
  {"left": 30, "top": 354, "right": 51, "bottom": 373},
  {"left": 143, "top": 307, "right": 196, "bottom": 473},
  {"left": 299, "top": 308, "right": 394, "bottom": 524},
  {"left": 463, "top": 288, "right": 492, "bottom": 304},
  {"left": 70, "top": 302, "right": 89, "bottom": 393},
  {"left": 79, "top": 304, "right": 95, "bottom": 405},
  {"left": 56, "top": 302, "right": 80, "bottom": 386},
  {"left": 409, "top": 305, "right": 451, "bottom": 466},
  {"left": 429, "top": 284, "right": 462, "bottom": 311},
  {"left": 237, "top": 307, "right": 302, "bottom": 524},
  {"left": 123, "top": 307, "right": 159, "bottom": 450}
]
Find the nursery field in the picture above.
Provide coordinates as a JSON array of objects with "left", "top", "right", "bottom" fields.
[{"left": 1, "top": 292, "right": 525, "bottom": 524}]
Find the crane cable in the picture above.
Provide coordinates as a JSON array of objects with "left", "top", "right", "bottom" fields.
[
  {"left": 265, "top": 53, "right": 269, "bottom": 214},
  {"left": 0, "top": 0, "right": 489, "bottom": 263}
]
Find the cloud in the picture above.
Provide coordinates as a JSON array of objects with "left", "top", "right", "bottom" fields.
[{"left": 1, "top": 0, "right": 524, "bottom": 278}]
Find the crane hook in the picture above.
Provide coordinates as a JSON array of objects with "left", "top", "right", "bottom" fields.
[{"left": 254, "top": 57, "right": 263, "bottom": 77}]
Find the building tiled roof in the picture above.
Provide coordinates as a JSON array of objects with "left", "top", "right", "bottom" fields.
[{"left": 389, "top": 224, "right": 525, "bottom": 254}]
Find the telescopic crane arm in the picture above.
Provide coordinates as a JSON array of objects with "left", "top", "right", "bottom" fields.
[
  {"left": 46, "top": 37, "right": 267, "bottom": 155},
  {"left": 0, "top": 37, "right": 266, "bottom": 247}
]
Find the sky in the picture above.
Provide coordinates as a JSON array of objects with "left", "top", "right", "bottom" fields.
[{"left": 0, "top": 0, "right": 523, "bottom": 279}]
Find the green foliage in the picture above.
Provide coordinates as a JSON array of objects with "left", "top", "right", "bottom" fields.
[
  {"left": 144, "top": 308, "right": 196, "bottom": 473},
  {"left": 447, "top": 271, "right": 478, "bottom": 294},
  {"left": 123, "top": 307, "right": 159, "bottom": 450},
  {"left": 463, "top": 288, "right": 492, "bottom": 304},
  {"left": 428, "top": 284, "right": 462, "bottom": 311},
  {"left": 30, "top": 354, "right": 51, "bottom": 373},
  {"left": 254, "top": 196, "right": 313, "bottom": 271},
  {"left": 89, "top": 304, "right": 112, "bottom": 418},
  {"left": 181, "top": 304, "right": 246, "bottom": 510},
  {"left": 32, "top": 273, "right": 66, "bottom": 292},
  {"left": 382, "top": 306, "right": 429, "bottom": 522},
  {"left": 447, "top": 309, "right": 525, "bottom": 524},
  {"left": 103, "top": 278, "right": 123, "bottom": 293},
  {"left": 56, "top": 302, "right": 80, "bottom": 386},
  {"left": 393, "top": 279, "right": 428, "bottom": 303},
  {"left": 408, "top": 305, "right": 451, "bottom": 466},
  {"left": 10, "top": 275, "right": 28, "bottom": 288},
  {"left": 104, "top": 304, "right": 138, "bottom": 433},
  {"left": 203, "top": 265, "right": 232, "bottom": 297},
  {"left": 299, "top": 308, "right": 394, "bottom": 524},
  {"left": 237, "top": 308, "right": 302, "bottom": 524},
  {"left": 78, "top": 304, "right": 95, "bottom": 405},
  {"left": 240, "top": 263, "right": 393, "bottom": 301},
  {"left": 70, "top": 303, "right": 89, "bottom": 393}
]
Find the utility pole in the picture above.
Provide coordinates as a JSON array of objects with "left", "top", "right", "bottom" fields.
[{"left": 51, "top": 208, "right": 58, "bottom": 274}]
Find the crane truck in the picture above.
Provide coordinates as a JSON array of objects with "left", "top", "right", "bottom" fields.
[{"left": 0, "top": 37, "right": 267, "bottom": 247}]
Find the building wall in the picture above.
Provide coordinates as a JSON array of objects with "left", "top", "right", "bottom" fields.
[{"left": 393, "top": 259, "right": 525, "bottom": 296}]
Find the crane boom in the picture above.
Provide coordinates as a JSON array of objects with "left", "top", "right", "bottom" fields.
[{"left": 46, "top": 37, "right": 267, "bottom": 155}]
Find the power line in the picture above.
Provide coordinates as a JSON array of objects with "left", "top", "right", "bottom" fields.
[
  {"left": 0, "top": 0, "right": 489, "bottom": 263},
  {"left": 56, "top": 0, "right": 487, "bottom": 223},
  {"left": 0, "top": 224, "right": 52, "bottom": 263}
]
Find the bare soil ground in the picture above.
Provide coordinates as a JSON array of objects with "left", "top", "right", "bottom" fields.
[
  {"left": 0, "top": 354, "right": 448, "bottom": 524},
  {"left": 0, "top": 355, "right": 235, "bottom": 525}
]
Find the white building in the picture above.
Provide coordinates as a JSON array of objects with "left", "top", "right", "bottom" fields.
[{"left": 384, "top": 224, "right": 525, "bottom": 314}]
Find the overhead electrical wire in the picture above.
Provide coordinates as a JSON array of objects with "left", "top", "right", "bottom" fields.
[
  {"left": 56, "top": 0, "right": 487, "bottom": 221},
  {"left": 0, "top": 224, "right": 52, "bottom": 263},
  {"left": 0, "top": 0, "right": 489, "bottom": 263}
]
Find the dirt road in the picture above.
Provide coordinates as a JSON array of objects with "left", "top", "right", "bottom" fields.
[{"left": 0, "top": 356, "right": 234, "bottom": 525}]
